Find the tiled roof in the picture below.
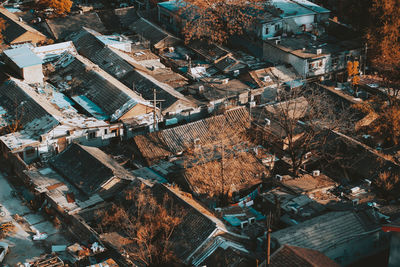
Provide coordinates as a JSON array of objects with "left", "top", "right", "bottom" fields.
[
  {"left": 0, "top": 7, "right": 46, "bottom": 44},
  {"left": 50, "top": 144, "right": 135, "bottom": 195},
  {"left": 114, "top": 6, "right": 140, "bottom": 28},
  {"left": 133, "top": 107, "right": 250, "bottom": 163},
  {"left": 98, "top": 182, "right": 218, "bottom": 263},
  {"left": 180, "top": 151, "right": 266, "bottom": 196},
  {"left": 129, "top": 18, "right": 179, "bottom": 47},
  {"left": 152, "top": 183, "right": 218, "bottom": 261},
  {"left": 48, "top": 54, "right": 147, "bottom": 121},
  {"left": 72, "top": 28, "right": 192, "bottom": 111},
  {"left": 271, "top": 210, "right": 380, "bottom": 253},
  {"left": 0, "top": 79, "right": 58, "bottom": 128},
  {"left": 270, "top": 245, "right": 339, "bottom": 267},
  {"left": 46, "top": 12, "right": 106, "bottom": 40}
]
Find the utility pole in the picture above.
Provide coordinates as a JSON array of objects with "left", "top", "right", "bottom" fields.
[
  {"left": 220, "top": 140, "right": 225, "bottom": 202},
  {"left": 364, "top": 42, "right": 368, "bottom": 76},
  {"left": 267, "top": 212, "right": 272, "bottom": 266},
  {"left": 153, "top": 89, "right": 157, "bottom": 131}
]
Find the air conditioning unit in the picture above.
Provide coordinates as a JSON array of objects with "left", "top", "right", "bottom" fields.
[
  {"left": 249, "top": 101, "right": 256, "bottom": 108},
  {"left": 264, "top": 118, "right": 271, "bottom": 126},
  {"left": 316, "top": 48, "right": 322, "bottom": 55},
  {"left": 352, "top": 198, "right": 359, "bottom": 205},
  {"left": 249, "top": 217, "right": 256, "bottom": 224},
  {"left": 275, "top": 39, "right": 281, "bottom": 45},
  {"left": 351, "top": 187, "right": 360, "bottom": 194},
  {"left": 312, "top": 170, "right": 320, "bottom": 177},
  {"left": 312, "top": 35, "right": 317, "bottom": 41},
  {"left": 214, "top": 207, "right": 222, "bottom": 212},
  {"left": 305, "top": 152, "right": 312, "bottom": 159},
  {"left": 194, "top": 138, "right": 200, "bottom": 146},
  {"left": 168, "top": 47, "right": 175, "bottom": 53},
  {"left": 198, "top": 85, "right": 204, "bottom": 93},
  {"left": 275, "top": 174, "right": 283, "bottom": 181},
  {"left": 241, "top": 220, "right": 249, "bottom": 229},
  {"left": 263, "top": 75, "right": 272, "bottom": 82},
  {"left": 221, "top": 78, "right": 229, "bottom": 84},
  {"left": 233, "top": 70, "right": 240, "bottom": 76},
  {"left": 364, "top": 179, "right": 372, "bottom": 186}
]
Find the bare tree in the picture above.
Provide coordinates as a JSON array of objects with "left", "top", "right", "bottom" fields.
[
  {"left": 182, "top": 114, "right": 267, "bottom": 205},
  {"left": 262, "top": 85, "right": 354, "bottom": 177},
  {"left": 96, "top": 183, "right": 186, "bottom": 266}
]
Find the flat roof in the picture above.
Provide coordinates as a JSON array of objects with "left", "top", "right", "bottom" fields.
[
  {"left": 265, "top": 33, "right": 361, "bottom": 59},
  {"left": 4, "top": 46, "right": 42, "bottom": 68},
  {"left": 291, "top": 0, "right": 330, "bottom": 14},
  {"left": 158, "top": 0, "right": 182, "bottom": 13},
  {"left": 271, "top": 0, "right": 316, "bottom": 18}
]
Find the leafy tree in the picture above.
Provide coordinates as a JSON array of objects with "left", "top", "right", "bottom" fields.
[
  {"left": 366, "top": 0, "right": 400, "bottom": 105},
  {"left": 347, "top": 61, "right": 360, "bottom": 88},
  {"left": 354, "top": 98, "right": 400, "bottom": 147},
  {"left": 178, "top": 0, "right": 265, "bottom": 44},
  {"left": 39, "top": 0, "right": 72, "bottom": 15}
]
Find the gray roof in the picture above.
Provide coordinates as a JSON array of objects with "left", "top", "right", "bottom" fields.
[
  {"left": 0, "top": 7, "right": 46, "bottom": 44},
  {"left": 46, "top": 12, "right": 106, "bottom": 40},
  {"left": 129, "top": 18, "right": 176, "bottom": 46},
  {"left": 50, "top": 143, "right": 135, "bottom": 195},
  {"left": 71, "top": 27, "right": 192, "bottom": 111},
  {"left": 4, "top": 46, "right": 42, "bottom": 68},
  {"left": 0, "top": 79, "right": 56, "bottom": 128},
  {"left": 134, "top": 107, "right": 250, "bottom": 163},
  {"left": 152, "top": 183, "right": 217, "bottom": 261},
  {"left": 271, "top": 210, "right": 380, "bottom": 253},
  {"left": 48, "top": 54, "right": 145, "bottom": 121}
]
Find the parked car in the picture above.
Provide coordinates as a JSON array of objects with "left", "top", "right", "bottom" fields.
[{"left": 0, "top": 242, "right": 9, "bottom": 263}]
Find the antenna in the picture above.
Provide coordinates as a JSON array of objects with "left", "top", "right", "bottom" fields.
[{"left": 153, "top": 89, "right": 157, "bottom": 131}]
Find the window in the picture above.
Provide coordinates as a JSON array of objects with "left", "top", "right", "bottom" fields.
[
  {"left": 88, "top": 132, "right": 96, "bottom": 139},
  {"left": 308, "top": 60, "right": 322, "bottom": 71},
  {"left": 332, "top": 57, "right": 339, "bottom": 67},
  {"left": 264, "top": 26, "right": 269, "bottom": 35}
]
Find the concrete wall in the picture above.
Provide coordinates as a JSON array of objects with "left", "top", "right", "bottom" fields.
[
  {"left": 22, "top": 64, "right": 44, "bottom": 84},
  {"left": 259, "top": 21, "right": 283, "bottom": 40},
  {"left": 389, "top": 232, "right": 400, "bottom": 267}
]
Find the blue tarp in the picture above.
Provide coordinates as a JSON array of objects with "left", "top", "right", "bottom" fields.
[
  {"left": 72, "top": 95, "right": 109, "bottom": 120},
  {"left": 223, "top": 215, "right": 242, "bottom": 227}
]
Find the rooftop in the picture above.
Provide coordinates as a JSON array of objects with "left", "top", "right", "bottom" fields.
[
  {"left": 271, "top": 210, "right": 380, "bottom": 253},
  {"left": 291, "top": 0, "right": 330, "bottom": 14},
  {"left": 265, "top": 33, "right": 361, "bottom": 59},
  {"left": 46, "top": 12, "right": 106, "bottom": 40},
  {"left": 49, "top": 143, "right": 135, "bottom": 195},
  {"left": 271, "top": 0, "right": 316, "bottom": 18},
  {"left": 4, "top": 46, "right": 42, "bottom": 68},
  {"left": 269, "top": 245, "right": 339, "bottom": 267},
  {"left": 133, "top": 106, "right": 250, "bottom": 163},
  {"left": 0, "top": 7, "right": 46, "bottom": 44}
]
